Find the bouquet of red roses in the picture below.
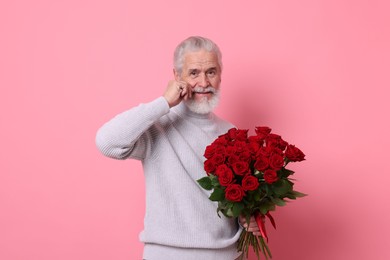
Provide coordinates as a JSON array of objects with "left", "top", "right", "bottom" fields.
[{"left": 197, "top": 126, "right": 306, "bottom": 259}]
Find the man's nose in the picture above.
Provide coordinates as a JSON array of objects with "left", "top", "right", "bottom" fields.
[{"left": 197, "top": 73, "right": 209, "bottom": 87}]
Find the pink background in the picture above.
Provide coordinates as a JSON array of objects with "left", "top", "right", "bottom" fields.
[{"left": 1, "top": 0, "right": 389, "bottom": 259}]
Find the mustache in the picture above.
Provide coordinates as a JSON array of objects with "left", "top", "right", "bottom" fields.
[{"left": 192, "top": 86, "right": 217, "bottom": 94}]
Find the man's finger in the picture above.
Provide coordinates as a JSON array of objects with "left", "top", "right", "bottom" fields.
[
  {"left": 188, "top": 84, "right": 192, "bottom": 99},
  {"left": 180, "top": 87, "right": 187, "bottom": 98}
]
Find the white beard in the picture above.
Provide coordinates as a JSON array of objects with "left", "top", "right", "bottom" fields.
[{"left": 184, "top": 89, "right": 220, "bottom": 114}]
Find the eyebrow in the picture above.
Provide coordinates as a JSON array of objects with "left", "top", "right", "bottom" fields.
[{"left": 188, "top": 67, "right": 218, "bottom": 73}]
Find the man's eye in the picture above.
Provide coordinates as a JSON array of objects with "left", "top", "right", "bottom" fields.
[
  {"left": 190, "top": 71, "right": 198, "bottom": 76},
  {"left": 207, "top": 71, "right": 216, "bottom": 76}
]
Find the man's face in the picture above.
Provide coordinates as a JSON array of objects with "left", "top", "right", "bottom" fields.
[{"left": 174, "top": 49, "right": 222, "bottom": 113}]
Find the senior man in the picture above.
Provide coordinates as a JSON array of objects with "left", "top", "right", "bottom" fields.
[{"left": 96, "top": 36, "right": 259, "bottom": 260}]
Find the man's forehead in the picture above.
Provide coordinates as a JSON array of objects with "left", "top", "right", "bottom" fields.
[{"left": 183, "top": 50, "right": 219, "bottom": 69}]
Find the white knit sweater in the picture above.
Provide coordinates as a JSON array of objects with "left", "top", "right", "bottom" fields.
[{"left": 96, "top": 97, "right": 242, "bottom": 260}]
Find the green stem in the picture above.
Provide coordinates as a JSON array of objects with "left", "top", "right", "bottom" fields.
[{"left": 237, "top": 230, "right": 273, "bottom": 260}]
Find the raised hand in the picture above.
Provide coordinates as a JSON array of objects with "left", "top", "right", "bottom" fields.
[{"left": 163, "top": 80, "right": 192, "bottom": 108}]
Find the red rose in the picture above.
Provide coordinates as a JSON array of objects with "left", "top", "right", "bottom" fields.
[
  {"left": 248, "top": 135, "right": 259, "bottom": 143},
  {"left": 225, "top": 145, "right": 235, "bottom": 156},
  {"left": 266, "top": 135, "right": 288, "bottom": 150},
  {"left": 214, "top": 145, "right": 226, "bottom": 156},
  {"left": 232, "top": 161, "right": 249, "bottom": 175},
  {"left": 204, "top": 159, "right": 217, "bottom": 174},
  {"left": 271, "top": 147, "right": 284, "bottom": 156},
  {"left": 285, "top": 145, "right": 305, "bottom": 162},
  {"left": 225, "top": 184, "right": 245, "bottom": 202},
  {"left": 228, "top": 154, "right": 240, "bottom": 165},
  {"left": 279, "top": 138, "right": 288, "bottom": 150},
  {"left": 204, "top": 144, "right": 216, "bottom": 159},
  {"left": 239, "top": 151, "right": 251, "bottom": 163},
  {"left": 265, "top": 133, "right": 282, "bottom": 148},
  {"left": 236, "top": 129, "right": 249, "bottom": 141},
  {"left": 248, "top": 140, "right": 261, "bottom": 155},
  {"left": 255, "top": 126, "right": 272, "bottom": 140},
  {"left": 256, "top": 146, "right": 271, "bottom": 158},
  {"left": 233, "top": 141, "right": 248, "bottom": 154},
  {"left": 242, "top": 175, "right": 259, "bottom": 191},
  {"left": 263, "top": 169, "right": 278, "bottom": 184},
  {"left": 215, "top": 164, "right": 231, "bottom": 176},
  {"left": 214, "top": 135, "right": 229, "bottom": 146},
  {"left": 254, "top": 156, "right": 269, "bottom": 171},
  {"left": 269, "top": 153, "right": 285, "bottom": 170},
  {"left": 211, "top": 154, "right": 225, "bottom": 166},
  {"left": 216, "top": 165, "right": 234, "bottom": 186},
  {"left": 255, "top": 126, "right": 272, "bottom": 135},
  {"left": 228, "top": 128, "right": 238, "bottom": 139}
]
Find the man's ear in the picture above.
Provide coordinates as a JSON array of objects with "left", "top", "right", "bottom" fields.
[{"left": 173, "top": 69, "right": 180, "bottom": 81}]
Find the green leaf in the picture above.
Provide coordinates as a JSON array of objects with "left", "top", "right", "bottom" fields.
[
  {"left": 224, "top": 208, "right": 234, "bottom": 217},
  {"left": 232, "top": 202, "right": 245, "bottom": 217},
  {"left": 259, "top": 200, "right": 275, "bottom": 214},
  {"left": 290, "top": 190, "right": 308, "bottom": 197},
  {"left": 197, "top": 176, "right": 212, "bottom": 190},
  {"left": 253, "top": 191, "right": 262, "bottom": 202},
  {"left": 279, "top": 167, "right": 295, "bottom": 178},
  {"left": 272, "top": 179, "right": 293, "bottom": 196},
  {"left": 264, "top": 184, "right": 272, "bottom": 196},
  {"left": 226, "top": 201, "right": 234, "bottom": 208},
  {"left": 209, "top": 188, "right": 225, "bottom": 201},
  {"left": 272, "top": 197, "right": 287, "bottom": 206},
  {"left": 239, "top": 210, "right": 250, "bottom": 223},
  {"left": 284, "top": 193, "right": 297, "bottom": 200},
  {"left": 245, "top": 200, "right": 255, "bottom": 209},
  {"left": 211, "top": 177, "right": 220, "bottom": 187},
  {"left": 259, "top": 203, "right": 268, "bottom": 215}
]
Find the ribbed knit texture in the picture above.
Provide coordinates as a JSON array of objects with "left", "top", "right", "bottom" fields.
[{"left": 96, "top": 97, "right": 242, "bottom": 260}]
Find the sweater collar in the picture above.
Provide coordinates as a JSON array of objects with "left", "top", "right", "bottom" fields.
[{"left": 173, "top": 102, "right": 214, "bottom": 120}]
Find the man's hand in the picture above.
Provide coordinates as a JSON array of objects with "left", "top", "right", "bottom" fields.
[
  {"left": 238, "top": 214, "right": 263, "bottom": 236},
  {"left": 163, "top": 80, "right": 192, "bottom": 108}
]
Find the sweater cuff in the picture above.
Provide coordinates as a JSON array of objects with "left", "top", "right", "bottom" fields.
[{"left": 237, "top": 218, "right": 245, "bottom": 230}]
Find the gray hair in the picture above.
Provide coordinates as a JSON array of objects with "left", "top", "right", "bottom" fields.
[{"left": 173, "top": 36, "right": 223, "bottom": 74}]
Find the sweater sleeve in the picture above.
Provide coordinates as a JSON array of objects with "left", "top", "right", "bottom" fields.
[{"left": 95, "top": 96, "right": 170, "bottom": 160}]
